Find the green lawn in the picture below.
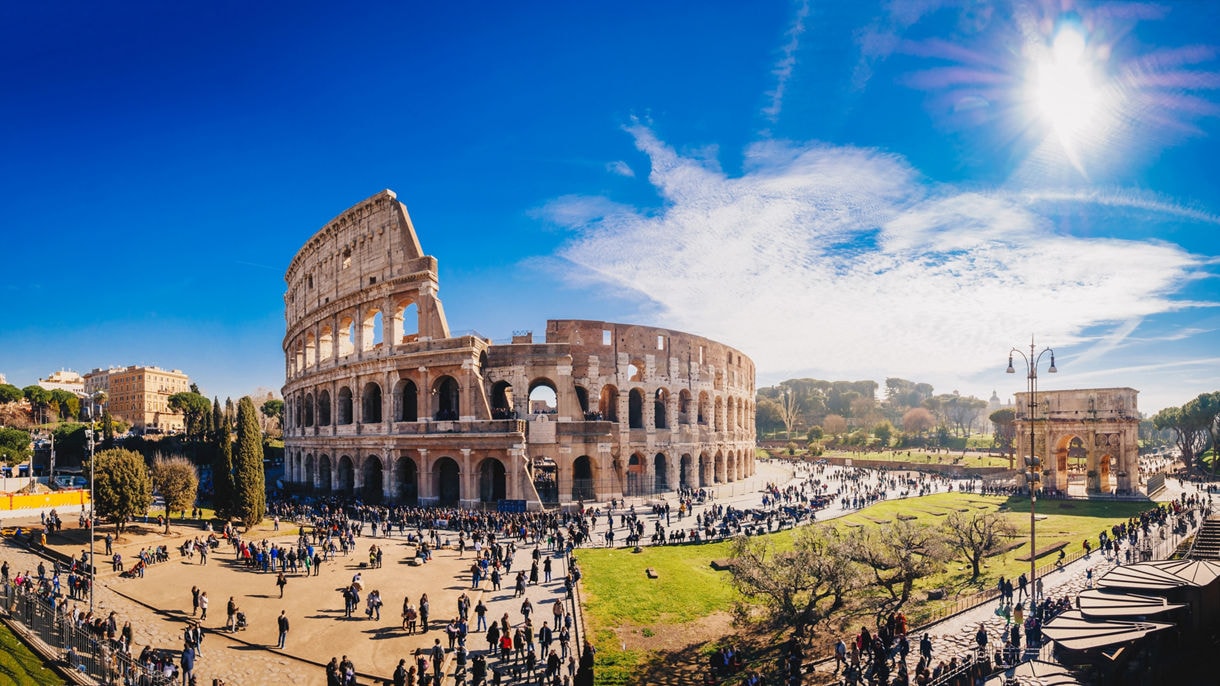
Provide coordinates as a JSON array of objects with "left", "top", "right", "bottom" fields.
[
  {"left": 818, "top": 449, "right": 1015, "bottom": 469},
  {"left": 580, "top": 492, "right": 1154, "bottom": 683},
  {"left": 0, "top": 623, "right": 63, "bottom": 686}
]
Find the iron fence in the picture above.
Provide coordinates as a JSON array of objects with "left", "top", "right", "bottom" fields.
[{"left": 1, "top": 580, "right": 180, "bottom": 685}]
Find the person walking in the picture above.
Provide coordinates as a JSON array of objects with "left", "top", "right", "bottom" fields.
[
  {"left": 199, "top": 591, "right": 209, "bottom": 620},
  {"left": 277, "top": 610, "right": 290, "bottom": 649},
  {"left": 277, "top": 572, "right": 288, "bottom": 598},
  {"left": 430, "top": 638, "right": 444, "bottom": 683}
]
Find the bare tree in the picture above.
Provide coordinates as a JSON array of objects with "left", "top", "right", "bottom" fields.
[
  {"left": 901, "top": 407, "right": 936, "bottom": 436},
  {"left": 729, "top": 525, "right": 860, "bottom": 640},
  {"left": 151, "top": 456, "right": 199, "bottom": 534},
  {"left": 779, "top": 390, "right": 802, "bottom": 440},
  {"left": 846, "top": 520, "right": 948, "bottom": 607},
  {"left": 942, "top": 511, "right": 1018, "bottom": 581}
]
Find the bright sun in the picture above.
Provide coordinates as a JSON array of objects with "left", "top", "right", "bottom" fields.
[{"left": 1027, "top": 25, "right": 1112, "bottom": 170}]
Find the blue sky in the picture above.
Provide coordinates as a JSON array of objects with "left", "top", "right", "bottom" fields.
[{"left": 2, "top": 1, "right": 1217, "bottom": 414}]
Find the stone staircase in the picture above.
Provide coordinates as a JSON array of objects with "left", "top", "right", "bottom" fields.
[{"left": 1186, "top": 515, "right": 1220, "bottom": 560}]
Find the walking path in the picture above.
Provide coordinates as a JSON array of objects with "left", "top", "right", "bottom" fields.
[{"left": 1, "top": 461, "right": 1202, "bottom": 685}]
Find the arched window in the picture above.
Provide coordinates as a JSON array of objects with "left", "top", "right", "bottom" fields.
[
  {"left": 628, "top": 389, "right": 645, "bottom": 429},
  {"left": 304, "top": 393, "right": 314, "bottom": 427},
  {"left": 397, "top": 380, "right": 418, "bottom": 422},
  {"left": 678, "top": 390, "right": 692, "bottom": 424},
  {"left": 363, "top": 308, "right": 383, "bottom": 350},
  {"left": 491, "top": 381, "right": 514, "bottom": 419},
  {"left": 304, "top": 332, "right": 317, "bottom": 368},
  {"left": 362, "top": 382, "right": 383, "bottom": 423},
  {"left": 598, "top": 385, "right": 618, "bottom": 422},
  {"left": 627, "top": 360, "right": 644, "bottom": 382},
  {"left": 337, "top": 387, "right": 354, "bottom": 425},
  {"left": 338, "top": 316, "right": 355, "bottom": 357},
  {"left": 434, "top": 376, "right": 460, "bottom": 421},
  {"left": 318, "top": 326, "right": 333, "bottom": 362},
  {"left": 528, "top": 379, "right": 557, "bottom": 415},
  {"left": 318, "top": 389, "right": 332, "bottom": 426},
  {"left": 654, "top": 388, "right": 669, "bottom": 429},
  {"left": 398, "top": 300, "right": 419, "bottom": 343}
]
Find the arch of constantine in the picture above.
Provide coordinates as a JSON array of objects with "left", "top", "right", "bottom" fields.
[
  {"left": 281, "top": 190, "right": 756, "bottom": 509},
  {"left": 1014, "top": 387, "right": 1139, "bottom": 495}
]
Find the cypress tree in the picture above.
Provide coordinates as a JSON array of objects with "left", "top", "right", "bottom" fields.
[
  {"left": 101, "top": 408, "right": 114, "bottom": 447},
  {"left": 233, "top": 396, "right": 266, "bottom": 528},
  {"left": 212, "top": 403, "right": 234, "bottom": 519}
]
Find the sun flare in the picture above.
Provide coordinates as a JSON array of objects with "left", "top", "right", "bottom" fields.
[{"left": 1026, "top": 25, "right": 1114, "bottom": 172}]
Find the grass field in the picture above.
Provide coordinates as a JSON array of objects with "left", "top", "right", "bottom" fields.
[
  {"left": 0, "top": 623, "right": 63, "bottom": 686},
  {"left": 579, "top": 491, "right": 1155, "bottom": 683}
]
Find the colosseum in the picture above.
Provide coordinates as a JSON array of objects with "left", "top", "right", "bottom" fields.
[{"left": 282, "top": 190, "right": 756, "bottom": 509}]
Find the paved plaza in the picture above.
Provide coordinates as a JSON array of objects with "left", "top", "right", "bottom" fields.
[{"left": 0, "top": 460, "right": 1202, "bottom": 685}]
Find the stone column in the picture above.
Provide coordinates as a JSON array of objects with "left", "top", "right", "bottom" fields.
[{"left": 461, "top": 449, "right": 475, "bottom": 504}]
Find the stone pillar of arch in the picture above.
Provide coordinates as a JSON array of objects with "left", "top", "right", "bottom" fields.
[
  {"left": 555, "top": 362, "right": 579, "bottom": 421},
  {"left": 417, "top": 449, "right": 432, "bottom": 501},
  {"left": 557, "top": 447, "right": 573, "bottom": 503},
  {"left": 460, "top": 449, "right": 475, "bottom": 505},
  {"left": 508, "top": 447, "right": 524, "bottom": 502}
]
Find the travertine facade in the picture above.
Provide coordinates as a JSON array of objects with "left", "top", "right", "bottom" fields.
[
  {"left": 282, "top": 190, "right": 756, "bottom": 509},
  {"left": 1014, "top": 387, "right": 1139, "bottom": 494}
]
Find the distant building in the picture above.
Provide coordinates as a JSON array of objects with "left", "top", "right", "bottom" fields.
[
  {"left": 84, "top": 366, "right": 191, "bottom": 432},
  {"left": 38, "top": 370, "right": 85, "bottom": 395},
  {"left": 0, "top": 373, "right": 7, "bottom": 385}
]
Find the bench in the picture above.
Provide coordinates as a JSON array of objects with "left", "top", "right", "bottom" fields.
[
  {"left": 1017, "top": 541, "right": 1067, "bottom": 563},
  {"left": 645, "top": 568, "right": 659, "bottom": 579}
]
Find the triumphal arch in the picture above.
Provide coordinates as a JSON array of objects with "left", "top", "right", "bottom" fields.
[
  {"left": 1014, "top": 388, "right": 1139, "bottom": 495},
  {"left": 280, "top": 190, "right": 756, "bottom": 510}
]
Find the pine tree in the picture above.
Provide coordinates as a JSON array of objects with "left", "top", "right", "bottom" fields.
[
  {"left": 101, "top": 408, "right": 114, "bottom": 447},
  {"left": 233, "top": 396, "right": 266, "bottom": 528},
  {"left": 211, "top": 403, "right": 234, "bottom": 519}
]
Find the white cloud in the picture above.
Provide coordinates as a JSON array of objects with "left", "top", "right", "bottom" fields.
[
  {"left": 606, "top": 160, "right": 635, "bottom": 178},
  {"left": 551, "top": 128, "right": 1210, "bottom": 385},
  {"left": 762, "top": 0, "right": 811, "bottom": 122}
]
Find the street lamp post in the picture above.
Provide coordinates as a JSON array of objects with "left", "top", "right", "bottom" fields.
[
  {"left": 87, "top": 392, "right": 101, "bottom": 613},
  {"left": 1007, "top": 336, "right": 1056, "bottom": 606}
]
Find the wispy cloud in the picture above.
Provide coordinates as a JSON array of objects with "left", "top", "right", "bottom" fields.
[
  {"left": 606, "top": 160, "right": 635, "bottom": 178},
  {"left": 545, "top": 126, "right": 1211, "bottom": 383},
  {"left": 762, "top": 0, "right": 811, "bottom": 122}
]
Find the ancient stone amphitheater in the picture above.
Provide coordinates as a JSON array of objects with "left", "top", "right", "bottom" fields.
[{"left": 282, "top": 190, "right": 755, "bottom": 509}]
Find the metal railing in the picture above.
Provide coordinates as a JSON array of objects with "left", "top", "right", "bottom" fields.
[{"left": 1, "top": 580, "right": 178, "bottom": 685}]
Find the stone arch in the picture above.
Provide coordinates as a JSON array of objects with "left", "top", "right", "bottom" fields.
[
  {"left": 654, "top": 389, "right": 669, "bottom": 429},
  {"left": 574, "top": 385, "right": 590, "bottom": 415},
  {"left": 433, "top": 376, "right": 460, "bottom": 420},
  {"left": 654, "top": 452, "right": 669, "bottom": 491},
  {"left": 396, "top": 455, "right": 418, "bottom": 504},
  {"left": 528, "top": 378, "right": 558, "bottom": 415},
  {"left": 395, "top": 379, "right": 418, "bottom": 422},
  {"left": 698, "top": 452, "right": 710, "bottom": 487},
  {"left": 678, "top": 390, "right": 692, "bottom": 424},
  {"left": 726, "top": 451, "right": 737, "bottom": 482},
  {"left": 304, "top": 454, "right": 315, "bottom": 488},
  {"left": 1098, "top": 453, "right": 1115, "bottom": 493},
  {"left": 490, "top": 380, "right": 513, "bottom": 418},
  {"left": 337, "top": 386, "right": 354, "bottom": 425},
  {"left": 679, "top": 453, "right": 692, "bottom": 488},
  {"left": 477, "top": 457, "right": 507, "bottom": 502},
  {"left": 1054, "top": 434, "right": 1086, "bottom": 475},
  {"left": 362, "top": 455, "right": 384, "bottom": 503},
  {"left": 338, "top": 315, "right": 355, "bottom": 357},
  {"left": 572, "top": 455, "right": 596, "bottom": 502},
  {"left": 317, "top": 454, "right": 333, "bottom": 492},
  {"left": 698, "top": 391, "right": 710, "bottom": 425},
  {"left": 362, "top": 382, "right": 383, "bottom": 423},
  {"left": 628, "top": 388, "right": 645, "bottom": 429},
  {"left": 599, "top": 385, "right": 619, "bottom": 422},
  {"left": 318, "top": 389, "right": 332, "bottom": 426},
  {"left": 337, "top": 455, "right": 355, "bottom": 495},
  {"left": 318, "top": 326, "right": 333, "bottom": 362},
  {"left": 433, "top": 457, "right": 461, "bottom": 505},
  {"left": 304, "top": 332, "right": 317, "bottom": 368},
  {"left": 627, "top": 359, "right": 644, "bottom": 382},
  {"left": 304, "top": 392, "right": 314, "bottom": 427},
  {"left": 397, "top": 298, "right": 419, "bottom": 343},
  {"left": 362, "top": 308, "right": 383, "bottom": 350},
  {"left": 626, "top": 453, "right": 645, "bottom": 496},
  {"left": 714, "top": 451, "right": 725, "bottom": 483}
]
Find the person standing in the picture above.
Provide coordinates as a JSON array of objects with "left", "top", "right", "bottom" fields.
[
  {"left": 430, "top": 638, "right": 444, "bottom": 683},
  {"left": 180, "top": 644, "right": 195, "bottom": 686},
  {"left": 199, "top": 591, "right": 209, "bottom": 620},
  {"left": 191, "top": 586, "right": 200, "bottom": 616},
  {"left": 277, "top": 610, "right": 290, "bottom": 649},
  {"left": 277, "top": 572, "right": 287, "bottom": 598}
]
